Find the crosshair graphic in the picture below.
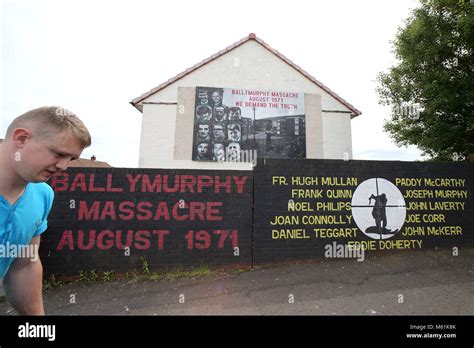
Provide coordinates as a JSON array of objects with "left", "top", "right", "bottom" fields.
[{"left": 351, "top": 178, "right": 406, "bottom": 240}]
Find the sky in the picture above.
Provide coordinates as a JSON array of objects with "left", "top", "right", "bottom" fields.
[{"left": 1, "top": 0, "right": 426, "bottom": 168}]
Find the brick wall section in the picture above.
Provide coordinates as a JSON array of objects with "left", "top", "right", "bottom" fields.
[
  {"left": 253, "top": 159, "right": 473, "bottom": 263},
  {"left": 41, "top": 168, "right": 253, "bottom": 275},
  {"left": 40, "top": 160, "right": 473, "bottom": 275}
]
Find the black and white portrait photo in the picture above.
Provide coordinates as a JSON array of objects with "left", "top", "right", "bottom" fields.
[{"left": 192, "top": 86, "right": 306, "bottom": 161}]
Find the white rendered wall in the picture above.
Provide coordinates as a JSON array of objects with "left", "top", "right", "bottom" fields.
[
  {"left": 138, "top": 40, "right": 354, "bottom": 168},
  {"left": 321, "top": 111, "right": 353, "bottom": 159},
  {"left": 141, "top": 41, "right": 350, "bottom": 110},
  {"left": 139, "top": 103, "right": 252, "bottom": 169},
  {"left": 138, "top": 104, "right": 176, "bottom": 168}
]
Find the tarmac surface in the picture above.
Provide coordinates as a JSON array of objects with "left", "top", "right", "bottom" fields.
[{"left": 0, "top": 247, "right": 473, "bottom": 315}]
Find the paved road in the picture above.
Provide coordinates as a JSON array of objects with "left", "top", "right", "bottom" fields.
[{"left": 1, "top": 248, "right": 473, "bottom": 315}]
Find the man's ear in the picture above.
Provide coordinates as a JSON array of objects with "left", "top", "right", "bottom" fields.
[{"left": 11, "top": 128, "right": 32, "bottom": 148}]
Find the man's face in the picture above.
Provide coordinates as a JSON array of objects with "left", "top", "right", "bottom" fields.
[
  {"left": 197, "top": 143, "right": 208, "bottom": 157},
  {"left": 211, "top": 91, "right": 222, "bottom": 105},
  {"left": 198, "top": 92, "right": 208, "bottom": 105},
  {"left": 227, "top": 142, "right": 240, "bottom": 161},
  {"left": 213, "top": 143, "right": 225, "bottom": 160},
  {"left": 214, "top": 107, "right": 226, "bottom": 121},
  {"left": 13, "top": 129, "right": 83, "bottom": 183},
  {"left": 198, "top": 124, "right": 210, "bottom": 138},
  {"left": 228, "top": 142, "right": 240, "bottom": 152},
  {"left": 197, "top": 109, "right": 211, "bottom": 122},
  {"left": 228, "top": 126, "right": 241, "bottom": 142},
  {"left": 213, "top": 125, "right": 225, "bottom": 142},
  {"left": 229, "top": 109, "right": 240, "bottom": 120}
]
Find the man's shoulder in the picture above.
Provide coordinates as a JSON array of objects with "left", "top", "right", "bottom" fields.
[
  {"left": 25, "top": 183, "right": 54, "bottom": 214},
  {"left": 28, "top": 182, "right": 54, "bottom": 199}
]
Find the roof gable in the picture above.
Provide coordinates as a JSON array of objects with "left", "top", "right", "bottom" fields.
[
  {"left": 69, "top": 158, "right": 112, "bottom": 168},
  {"left": 131, "top": 33, "right": 361, "bottom": 117}
]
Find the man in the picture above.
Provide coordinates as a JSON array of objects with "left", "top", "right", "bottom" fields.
[
  {"left": 0, "top": 106, "right": 91, "bottom": 314},
  {"left": 227, "top": 123, "right": 241, "bottom": 142},
  {"left": 227, "top": 142, "right": 241, "bottom": 162},
  {"left": 197, "top": 123, "right": 211, "bottom": 141},
  {"left": 369, "top": 193, "right": 388, "bottom": 230},
  {"left": 210, "top": 89, "right": 225, "bottom": 107},
  {"left": 195, "top": 142, "right": 210, "bottom": 160},
  {"left": 196, "top": 105, "right": 212, "bottom": 122},
  {"left": 213, "top": 106, "right": 227, "bottom": 123},
  {"left": 197, "top": 90, "right": 209, "bottom": 105},
  {"left": 212, "top": 124, "right": 226, "bottom": 142},
  {"left": 212, "top": 143, "right": 225, "bottom": 162},
  {"left": 228, "top": 107, "right": 242, "bottom": 122}
]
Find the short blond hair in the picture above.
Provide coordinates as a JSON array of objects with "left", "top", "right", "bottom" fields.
[{"left": 6, "top": 106, "right": 91, "bottom": 148}]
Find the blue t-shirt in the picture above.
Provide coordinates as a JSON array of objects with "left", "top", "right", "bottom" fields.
[{"left": 0, "top": 183, "right": 54, "bottom": 278}]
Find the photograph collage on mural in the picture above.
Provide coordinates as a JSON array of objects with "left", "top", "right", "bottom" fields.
[
  {"left": 193, "top": 87, "right": 244, "bottom": 162},
  {"left": 192, "top": 86, "right": 307, "bottom": 162}
]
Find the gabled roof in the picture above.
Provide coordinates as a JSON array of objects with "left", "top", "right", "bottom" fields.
[
  {"left": 131, "top": 33, "right": 361, "bottom": 117},
  {"left": 69, "top": 158, "right": 112, "bottom": 168}
]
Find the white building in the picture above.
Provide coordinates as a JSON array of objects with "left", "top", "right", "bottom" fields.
[{"left": 131, "top": 33, "right": 361, "bottom": 169}]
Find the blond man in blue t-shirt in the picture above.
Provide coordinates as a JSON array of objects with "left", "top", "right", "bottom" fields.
[{"left": 0, "top": 106, "right": 91, "bottom": 315}]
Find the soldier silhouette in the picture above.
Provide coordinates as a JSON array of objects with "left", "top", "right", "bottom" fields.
[{"left": 369, "top": 193, "right": 387, "bottom": 230}]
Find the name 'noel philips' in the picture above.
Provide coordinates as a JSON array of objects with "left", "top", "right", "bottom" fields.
[{"left": 18, "top": 322, "right": 56, "bottom": 341}]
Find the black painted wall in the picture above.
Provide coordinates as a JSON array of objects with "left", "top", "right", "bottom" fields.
[
  {"left": 41, "top": 168, "right": 253, "bottom": 275},
  {"left": 40, "top": 160, "right": 473, "bottom": 275},
  {"left": 253, "top": 159, "right": 473, "bottom": 263}
]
